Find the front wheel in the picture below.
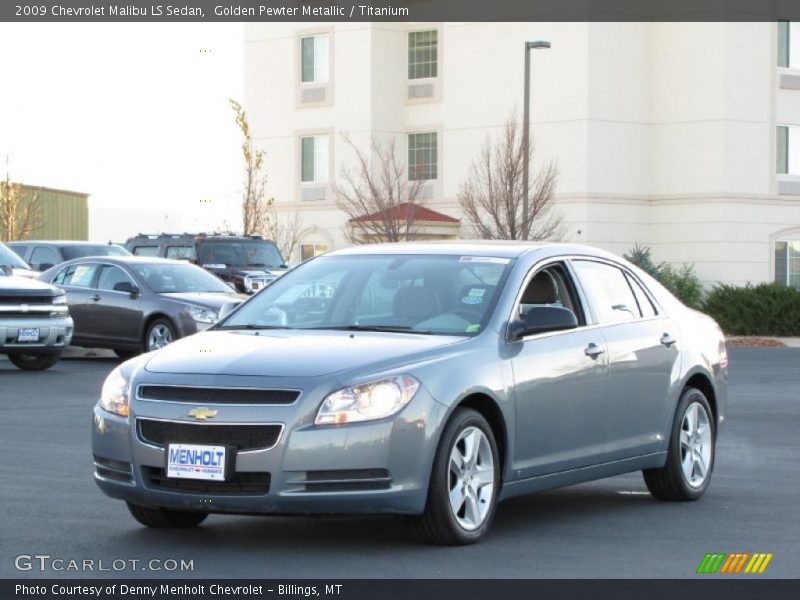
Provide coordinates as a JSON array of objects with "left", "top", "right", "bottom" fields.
[
  {"left": 7, "top": 351, "right": 61, "bottom": 371},
  {"left": 643, "top": 387, "right": 716, "bottom": 501},
  {"left": 145, "top": 318, "right": 176, "bottom": 352},
  {"left": 412, "top": 408, "right": 499, "bottom": 545},
  {"left": 126, "top": 503, "right": 208, "bottom": 528}
]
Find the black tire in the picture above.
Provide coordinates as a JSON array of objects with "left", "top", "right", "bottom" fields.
[
  {"left": 126, "top": 502, "right": 208, "bottom": 528},
  {"left": 643, "top": 387, "right": 716, "bottom": 501},
  {"left": 144, "top": 318, "right": 177, "bottom": 352},
  {"left": 411, "top": 408, "right": 500, "bottom": 545},
  {"left": 7, "top": 351, "right": 61, "bottom": 371},
  {"left": 114, "top": 349, "right": 139, "bottom": 360}
]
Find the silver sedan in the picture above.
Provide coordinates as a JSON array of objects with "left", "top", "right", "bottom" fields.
[{"left": 92, "top": 242, "right": 727, "bottom": 544}]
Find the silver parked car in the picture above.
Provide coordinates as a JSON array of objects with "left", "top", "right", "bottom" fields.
[{"left": 92, "top": 243, "right": 727, "bottom": 544}]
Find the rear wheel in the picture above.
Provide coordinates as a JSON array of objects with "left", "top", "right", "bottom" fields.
[
  {"left": 126, "top": 502, "right": 208, "bottom": 528},
  {"left": 412, "top": 408, "right": 499, "bottom": 545},
  {"left": 643, "top": 387, "right": 715, "bottom": 501},
  {"left": 7, "top": 351, "right": 61, "bottom": 371}
]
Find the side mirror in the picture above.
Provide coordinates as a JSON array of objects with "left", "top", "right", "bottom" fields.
[
  {"left": 113, "top": 281, "right": 140, "bottom": 296},
  {"left": 38, "top": 263, "right": 54, "bottom": 271},
  {"left": 217, "top": 302, "right": 239, "bottom": 321},
  {"left": 510, "top": 306, "right": 578, "bottom": 340}
]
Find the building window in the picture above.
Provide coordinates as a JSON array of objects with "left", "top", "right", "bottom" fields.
[
  {"left": 779, "top": 21, "right": 800, "bottom": 68},
  {"left": 301, "top": 34, "right": 329, "bottom": 84},
  {"left": 777, "top": 125, "right": 800, "bottom": 175},
  {"left": 775, "top": 241, "right": 800, "bottom": 286},
  {"left": 300, "top": 135, "right": 329, "bottom": 184},
  {"left": 300, "top": 243, "right": 329, "bottom": 262},
  {"left": 408, "top": 132, "right": 438, "bottom": 181},
  {"left": 408, "top": 30, "right": 438, "bottom": 80}
]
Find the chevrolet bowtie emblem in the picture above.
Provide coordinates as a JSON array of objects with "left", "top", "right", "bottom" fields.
[{"left": 188, "top": 408, "right": 218, "bottom": 420}]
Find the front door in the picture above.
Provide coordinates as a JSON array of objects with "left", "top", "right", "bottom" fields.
[
  {"left": 89, "top": 264, "right": 143, "bottom": 345},
  {"left": 511, "top": 262, "right": 609, "bottom": 479}
]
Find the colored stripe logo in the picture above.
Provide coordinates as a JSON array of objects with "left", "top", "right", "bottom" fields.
[{"left": 697, "top": 553, "right": 773, "bottom": 574}]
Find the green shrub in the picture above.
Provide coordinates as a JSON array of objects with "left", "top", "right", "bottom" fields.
[
  {"left": 624, "top": 244, "right": 703, "bottom": 309},
  {"left": 702, "top": 283, "right": 800, "bottom": 336}
]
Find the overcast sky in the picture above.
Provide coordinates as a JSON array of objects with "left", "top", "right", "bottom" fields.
[{"left": 0, "top": 23, "right": 244, "bottom": 239}]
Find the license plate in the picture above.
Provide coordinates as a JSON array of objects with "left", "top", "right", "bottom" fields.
[
  {"left": 17, "top": 328, "right": 40, "bottom": 343},
  {"left": 166, "top": 444, "right": 226, "bottom": 481}
]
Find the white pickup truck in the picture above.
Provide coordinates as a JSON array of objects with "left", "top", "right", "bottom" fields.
[{"left": 0, "top": 254, "right": 74, "bottom": 370}]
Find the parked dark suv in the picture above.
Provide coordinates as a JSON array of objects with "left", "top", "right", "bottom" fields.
[
  {"left": 8, "top": 241, "right": 131, "bottom": 272},
  {"left": 125, "top": 233, "right": 287, "bottom": 293}
]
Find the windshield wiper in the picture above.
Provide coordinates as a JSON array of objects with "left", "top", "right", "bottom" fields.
[
  {"left": 217, "top": 324, "right": 292, "bottom": 330},
  {"left": 311, "top": 325, "right": 435, "bottom": 335}
]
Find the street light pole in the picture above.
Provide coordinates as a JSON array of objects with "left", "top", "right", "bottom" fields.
[{"left": 522, "top": 40, "right": 551, "bottom": 238}]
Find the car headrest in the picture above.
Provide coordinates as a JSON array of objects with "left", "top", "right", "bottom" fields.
[
  {"left": 458, "top": 284, "right": 495, "bottom": 309},
  {"left": 393, "top": 286, "right": 441, "bottom": 320},
  {"left": 522, "top": 271, "right": 558, "bottom": 304}
]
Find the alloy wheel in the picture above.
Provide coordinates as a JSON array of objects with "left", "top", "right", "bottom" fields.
[
  {"left": 147, "top": 324, "right": 173, "bottom": 351},
  {"left": 448, "top": 426, "right": 495, "bottom": 531},
  {"left": 679, "top": 401, "right": 712, "bottom": 488}
]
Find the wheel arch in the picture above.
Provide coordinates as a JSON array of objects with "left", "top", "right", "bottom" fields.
[
  {"left": 141, "top": 312, "right": 179, "bottom": 345},
  {"left": 447, "top": 392, "right": 509, "bottom": 484},
  {"left": 683, "top": 371, "right": 718, "bottom": 425}
]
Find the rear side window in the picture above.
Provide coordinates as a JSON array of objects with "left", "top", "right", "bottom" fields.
[
  {"left": 572, "top": 260, "right": 639, "bottom": 324},
  {"left": 166, "top": 245, "right": 195, "bottom": 260},
  {"left": 625, "top": 273, "right": 658, "bottom": 318},
  {"left": 132, "top": 246, "right": 160, "bottom": 257},
  {"left": 56, "top": 264, "right": 99, "bottom": 288}
]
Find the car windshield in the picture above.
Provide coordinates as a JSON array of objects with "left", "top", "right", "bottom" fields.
[
  {"left": 61, "top": 244, "right": 131, "bottom": 260},
  {"left": 133, "top": 263, "right": 233, "bottom": 293},
  {"left": 197, "top": 241, "right": 284, "bottom": 268},
  {"left": 219, "top": 254, "right": 513, "bottom": 336},
  {"left": 0, "top": 243, "right": 28, "bottom": 269}
]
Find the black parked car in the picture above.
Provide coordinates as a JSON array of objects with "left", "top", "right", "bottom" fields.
[
  {"left": 8, "top": 241, "right": 131, "bottom": 272},
  {"left": 125, "top": 233, "right": 288, "bottom": 293},
  {"left": 39, "top": 257, "right": 245, "bottom": 358}
]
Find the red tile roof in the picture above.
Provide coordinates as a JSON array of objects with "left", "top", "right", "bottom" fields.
[{"left": 349, "top": 203, "right": 460, "bottom": 223}]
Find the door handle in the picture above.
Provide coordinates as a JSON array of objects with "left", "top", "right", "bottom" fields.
[
  {"left": 90, "top": 294, "right": 101, "bottom": 302},
  {"left": 660, "top": 333, "right": 677, "bottom": 347},
  {"left": 584, "top": 343, "right": 605, "bottom": 359}
]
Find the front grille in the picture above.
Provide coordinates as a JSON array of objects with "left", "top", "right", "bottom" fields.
[
  {"left": 141, "top": 466, "right": 270, "bottom": 495},
  {"left": 137, "top": 419, "right": 282, "bottom": 451},
  {"left": 138, "top": 385, "right": 299, "bottom": 405},
  {"left": 302, "top": 469, "right": 392, "bottom": 492},
  {"left": 0, "top": 295, "right": 53, "bottom": 305}
]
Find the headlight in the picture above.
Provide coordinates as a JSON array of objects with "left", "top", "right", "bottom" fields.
[
  {"left": 188, "top": 306, "right": 218, "bottom": 324},
  {"left": 315, "top": 375, "right": 420, "bottom": 425},
  {"left": 52, "top": 294, "right": 67, "bottom": 305},
  {"left": 99, "top": 367, "right": 130, "bottom": 418}
]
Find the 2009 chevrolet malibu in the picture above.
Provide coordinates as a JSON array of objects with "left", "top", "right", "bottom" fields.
[{"left": 93, "top": 242, "right": 727, "bottom": 545}]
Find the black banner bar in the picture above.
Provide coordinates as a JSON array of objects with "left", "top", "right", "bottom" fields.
[
  {"left": 4, "top": 0, "right": 800, "bottom": 23},
  {"left": 3, "top": 580, "right": 799, "bottom": 600}
]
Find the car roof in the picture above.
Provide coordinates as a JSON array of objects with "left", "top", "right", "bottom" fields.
[
  {"left": 56, "top": 256, "right": 190, "bottom": 267},
  {"left": 326, "top": 241, "right": 622, "bottom": 261}
]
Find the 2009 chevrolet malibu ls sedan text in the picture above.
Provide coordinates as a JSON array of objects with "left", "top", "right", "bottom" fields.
[{"left": 92, "top": 242, "right": 727, "bottom": 545}]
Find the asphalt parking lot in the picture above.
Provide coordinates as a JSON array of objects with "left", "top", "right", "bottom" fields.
[{"left": 0, "top": 348, "right": 798, "bottom": 579}]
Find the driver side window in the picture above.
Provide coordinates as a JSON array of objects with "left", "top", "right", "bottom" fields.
[{"left": 518, "top": 263, "right": 585, "bottom": 332}]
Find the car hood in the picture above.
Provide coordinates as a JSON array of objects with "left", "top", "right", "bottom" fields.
[
  {"left": 0, "top": 274, "right": 60, "bottom": 296},
  {"left": 158, "top": 292, "right": 246, "bottom": 310},
  {"left": 144, "top": 329, "right": 463, "bottom": 377}
]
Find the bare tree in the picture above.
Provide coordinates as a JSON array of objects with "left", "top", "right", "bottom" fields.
[
  {"left": 230, "top": 99, "right": 268, "bottom": 236},
  {"left": 334, "top": 137, "right": 426, "bottom": 244},
  {"left": 458, "top": 115, "right": 563, "bottom": 241},
  {"left": 261, "top": 198, "right": 302, "bottom": 262},
  {"left": 0, "top": 160, "right": 43, "bottom": 242}
]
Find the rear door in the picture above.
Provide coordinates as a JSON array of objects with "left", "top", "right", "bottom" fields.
[
  {"left": 50, "top": 263, "right": 101, "bottom": 341},
  {"left": 89, "top": 264, "right": 144, "bottom": 345},
  {"left": 571, "top": 260, "right": 679, "bottom": 459}
]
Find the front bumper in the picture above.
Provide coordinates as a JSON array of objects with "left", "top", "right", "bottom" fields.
[
  {"left": 0, "top": 314, "right": 73, "bottom": 353},
  {"left": 92, "top": 378, "right": 444, "bottom": 516}
]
